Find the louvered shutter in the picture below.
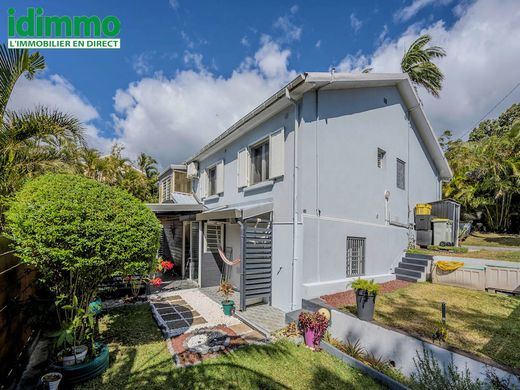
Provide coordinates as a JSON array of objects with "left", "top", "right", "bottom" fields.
[
  {"left": 216, "top": 160, "right": 224, "bottom": 194},
  {"left": 237, "top": 148, "right": 250, "bottom": 188},
  {"left": 269, "top": 128, "right": 284, "bottom": 178},
  {"left": 200, "top": 170, "right": 208, "bottom": 198}
]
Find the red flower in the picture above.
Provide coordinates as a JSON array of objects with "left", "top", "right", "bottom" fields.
[
  {"left": 149, "top": 277, "right": 162, "bottom": 286},
  {"left": 160, "top": 261, "right": 174, "bottom": 271}
]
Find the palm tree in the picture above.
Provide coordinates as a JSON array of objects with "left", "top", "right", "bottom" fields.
[
  {"left": 0, "top": 45, "right": 84, "bottom": 226},
  {"left": 401, "top": 34, "right": 446, "bottom": 98},
  {"left": 137, "top": 152, "right": 158, "bottom": 179}
]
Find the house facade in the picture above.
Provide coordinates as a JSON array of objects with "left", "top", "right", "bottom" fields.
[{"left": 154, "top": 72, "right": 451, "bottom": 313}]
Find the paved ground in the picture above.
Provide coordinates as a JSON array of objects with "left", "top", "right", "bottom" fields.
[{"left": 200, "top": 286, "right": 286, "bottom": 336}]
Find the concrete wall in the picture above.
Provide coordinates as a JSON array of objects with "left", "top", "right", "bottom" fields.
[
  {"left": 298, "top": 87, "right": 441, "bottom": 299},
  {"left": 330, "top": 308, "right": 519, "bottom": 386}
]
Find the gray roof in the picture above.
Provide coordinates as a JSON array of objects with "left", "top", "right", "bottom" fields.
[{"left": 184, "top": 72, "right": 452, "bottom": 179}]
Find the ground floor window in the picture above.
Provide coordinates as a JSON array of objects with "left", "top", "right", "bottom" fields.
[{"left": 346, "top": 236, "right": 365, "bottom": 276}]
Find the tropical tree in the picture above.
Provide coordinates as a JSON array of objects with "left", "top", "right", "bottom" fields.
[
  {"left": 137, "top": 152, "right": 158, "bottom": 179},
  {"left": 401, "top": 34, "right": 446, "bottom": 98},
  {"left": 0, "top": 45, "right": 85, "bottom": 227}
]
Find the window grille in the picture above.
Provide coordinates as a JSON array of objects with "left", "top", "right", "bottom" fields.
[
  {"left": 396, "top": 159, "right": 406, "bottom": 190},
  {"left": 346, "top": 237, "right": 365, "bottom": 276},
  {"left": 377, "top": 148, "right": 386, "bottom": 168},
  {"left": 205, "top": 223, "right": 223, "bottom": 253}
]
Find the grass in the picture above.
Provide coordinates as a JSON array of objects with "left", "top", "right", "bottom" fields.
[
  {"left": 343, "top": 282, "right": 520, "bottom": 371},
  {"left": 462, "top": 232, "right": 520, "bottom": 248},
  {"left": 78, "top": 304, "right": 384, "bottom": 390},
  {"left": 409, "top": 247, "right": 520, "bottom": 262}
]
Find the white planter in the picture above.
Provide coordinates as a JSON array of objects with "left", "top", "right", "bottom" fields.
[
  {"left": 61, "top": 345, "right": 88, "bottom": 366},
  {"left": 41, "top": 372, "right": 62, "bottom": 390}
]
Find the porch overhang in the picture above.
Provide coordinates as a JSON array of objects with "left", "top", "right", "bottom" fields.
[{"left": 195, "top": 201, "right": 273, "bottom": 221}]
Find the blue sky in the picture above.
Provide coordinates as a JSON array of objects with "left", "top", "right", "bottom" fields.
[{"left": 2, "top": 0, "right": 520, "bottom": 167}]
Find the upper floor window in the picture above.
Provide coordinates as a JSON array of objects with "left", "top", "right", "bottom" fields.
[
  {"left": 251, "top": 139, "right": 270, "bottom": 185},
  {"left": 161, "top": 176, "right": 171, "bottom": 202},
  {"left": 396, "top": 158, "right": 406, "bottom": 190},
  {"left": 377, "top": 148, "right": 386, "bottom": 168},
  {"left": 207, "top": 166, "right": 217, "bottom": 196}
]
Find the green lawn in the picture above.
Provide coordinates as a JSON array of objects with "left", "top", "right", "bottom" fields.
[
  {"left": 463, "top": 232, "right": 520, "bottom": 248},
  {"left": 353, "top": 283, "right": 520, "bottom": 370},
  {"left": 410, "top": 247, "right": 520, "bottom": 262},
  {"left": 78, "top": 304, "right": 383, "bottom": 390}
]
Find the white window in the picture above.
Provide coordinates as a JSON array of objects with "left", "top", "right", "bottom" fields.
[
  {"left": 237, "top": 128, "right": 284, "bottom": 188},
  {"left": 251, "top": 140, "right": 270, "bottom": 185},
  {"left": 207, "top": 166, "right": 217, "bottom": 196},
  {"left": 377, "top": 148, "right": 386, "bottom": 168},
  {"left": 396, "top": 158, "right": 406, "bottom": 190}
]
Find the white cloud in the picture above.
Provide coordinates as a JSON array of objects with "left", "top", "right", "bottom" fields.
[
  {"left": 168, "top": 0, "right": 179, "bottom": 10},
  {"left": 315, "top": 40, "right": 321, "bottom": 48},
  {"left": 377, "top": 24, "right": 389, "bottom": 45},
  {"left": 273, "top": 14, "right": 302, "bottom": 43},
  {"left": 290, "top": 4, "right": 299, "bottom": 14},
  {"left": 7, "top": 74, "right": 111, "bottom": 152},
  {"left": 350, "top": 13, "right": 363, "bottom": 33},
  {"left": 240, "top": 36, "right": 250, "bottom": 47},
  {"left": 339, "top": 0, "right": 520, "bottom": 138},
  {"left": 111, "top": 37, "right": 297, "bottom": 166},
  {"left": 394, "top": 0, "right": 453, "bottom": 23},
  {"left": 132, "top": 52, "right": 154, "bottom": 76}
]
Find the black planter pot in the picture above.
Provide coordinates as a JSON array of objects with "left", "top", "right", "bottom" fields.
[
  {"left": 355, "top": 289, "right": 377, "bottom": 321},
  {"left": 51, "top": 343, "right": 109, "bottom": 385}
]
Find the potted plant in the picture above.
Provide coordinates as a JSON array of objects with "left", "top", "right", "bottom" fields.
[
  {"left": 41, "top": 372, "right": 62, "bottom": 390},
  {"left": 351, "top": 279, "right": 380, "bottom": 321},
  {"left": 298, "top": 311, "right": 329, "bottom": 349},
  {"left": 218, "top": 280, "right": 235, "bottom": 316}
]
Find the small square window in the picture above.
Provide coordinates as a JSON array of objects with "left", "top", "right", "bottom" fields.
[
  {"left": 346, "top": 236, "right": 365, "bottom": 276},
  {"left": 207, "top": 166, "right": 217, "bottom": 196},
  {"left": 250, "top": 140, "right": 270, "bottom": 185},
  {"left": 377, "top": 148, "right": 386, "bottom": 168},
  {"left": 396, "top": 158, "right": 406, "bottom": 190}
]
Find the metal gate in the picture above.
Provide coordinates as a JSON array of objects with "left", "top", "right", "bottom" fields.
[{"left": 240, "top": 220, "right": 272, "bottom": 310}]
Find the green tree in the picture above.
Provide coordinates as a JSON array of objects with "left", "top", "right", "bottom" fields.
[
  {"left": 5, "top": 174, "right": 161, "bottom": 350},
  {"left": 0, "top": 45, "right": 84, "bottom": 227},
  {"left": 137, "top": 152, "right": 158, "bottom": 179},
  {"left": 401, "top": 34, "right": 446, "bottom": 98}
]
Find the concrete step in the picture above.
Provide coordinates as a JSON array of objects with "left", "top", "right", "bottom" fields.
[
  {"left": 285, "top": 309, "right": 306, "bottom": 325},
  {"left": 395, "top": 267, "right": 423, "bottom": 279},
  {"left": 398, "top": 262, "right": 426, "bottom": 272},
  {"left": 396, "top": 274, "right": 418, "bottom": 283},
  {"left": 402, "top": 257, "right": 429, "bottom": 266},
  {"left": 405, "top": 252, "right": 434, "bottom": 261}
]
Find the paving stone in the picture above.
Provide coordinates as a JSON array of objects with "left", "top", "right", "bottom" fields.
[
  {"left": 162, "top": 312, "right": 184, "bottom": 321},
  {"left": 166, "top": 319, "right": 189, "bottom": 329},
  {"left": 229, "top": 323, "right": 253, "bottom": 335},
  {"left": 191, "top": 317, "right": 207, "bottom": 325}
]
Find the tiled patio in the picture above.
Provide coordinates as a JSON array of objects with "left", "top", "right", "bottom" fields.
[{"left": 200, "top": 286, "right": 286, "bottom": 336}]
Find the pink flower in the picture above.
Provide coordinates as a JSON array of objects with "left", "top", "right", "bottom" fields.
[
  {"left": 149, "top": 277, "right": 162, "bottom": 286},
  {"left": 160, "top": 261, "right": 174, "bottom": 271}
]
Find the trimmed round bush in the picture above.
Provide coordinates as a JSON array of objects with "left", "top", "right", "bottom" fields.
[{"left": 5, "top": 174, "right": 161, "bottom": 298}]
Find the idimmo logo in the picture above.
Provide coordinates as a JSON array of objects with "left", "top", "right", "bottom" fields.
[{"left": 7, "top": 7, "right": 121, "bottom": 49}]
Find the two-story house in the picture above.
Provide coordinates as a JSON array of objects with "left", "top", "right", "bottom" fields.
[{"left": 154, "top": 72, "right": 452, "bottom": 313}]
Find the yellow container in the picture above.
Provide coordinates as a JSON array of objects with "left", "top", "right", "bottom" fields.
[{"left": 416, "top": 204, "right": 432, "bottom": 215}]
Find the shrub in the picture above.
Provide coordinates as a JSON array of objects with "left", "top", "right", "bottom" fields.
[
  {"left": 350, "top": 278, "right": 380, "bottom": 295},
  {"left": 6, "top": 174, "right": 161, "bottom": 351}
]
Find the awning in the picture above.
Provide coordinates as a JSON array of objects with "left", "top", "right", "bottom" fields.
[
  {"left": 146, "top": 203, "right": 204, "bottom": 214},
  {"left": 196, "top": 201, "right": 273, "bottom": 221}
]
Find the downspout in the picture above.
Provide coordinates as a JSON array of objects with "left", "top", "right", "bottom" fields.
[{"left": 285, "top": 88, "right": 300, "bottom": 311}]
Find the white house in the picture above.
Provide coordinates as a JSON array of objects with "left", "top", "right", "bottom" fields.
[{"left": 153, "top": 72, "right": 452, "bottom": 313}]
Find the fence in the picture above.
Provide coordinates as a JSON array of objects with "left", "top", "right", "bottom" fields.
[{"left": 0, "top": 236, "right": 39, "bottom": 389}]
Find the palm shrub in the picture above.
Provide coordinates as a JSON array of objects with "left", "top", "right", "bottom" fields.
[{"left": 5, "top": 174, "right": 161, "bottom": 355}]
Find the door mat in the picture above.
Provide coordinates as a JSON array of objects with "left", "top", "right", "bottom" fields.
[{"left": 170, "top": 325, "right": 248, "bottom": 367}]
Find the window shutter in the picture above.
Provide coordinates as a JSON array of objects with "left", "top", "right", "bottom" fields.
[
  {"left": 200, "top": 170, "right": 208, "bottom": 198},
  {"left": 216, "top": 160, "right": 224, "bottom": 194},
  {"left": 237, "top": 148, "right": 250, "bottom": 188},
  {"left": 269, "top": 128, "right": 284, "bottom": 179}
]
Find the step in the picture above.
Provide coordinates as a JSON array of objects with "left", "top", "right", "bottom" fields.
[
  {"left": 394, "top": 267, "right": 423, "bottom": 279},
  {"left": 398, "top": 262, "right": 426, "bottom": 272},
  {"left": 285, "top": 309, "right": 306, "bottom": 325},
  {"left": 396, "top": 274, "right": 418, "bottom": 283},
  {"left": 405, "top": 252, "right": 434, "bottom": 261},
  {"left": 402, "top": 257, "right": 429, "bottom": 266}
]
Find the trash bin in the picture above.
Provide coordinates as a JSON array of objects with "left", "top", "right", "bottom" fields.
[
  {"left": 432, "top": 218, "right": 454, "bottom": 246},
  {"left": 415, "top": 204, "right": 432, "bottom": 215}
]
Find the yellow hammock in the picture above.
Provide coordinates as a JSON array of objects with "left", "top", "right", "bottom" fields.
[{"left": 436, "top": 261, "right": 464, "bottom": 272}]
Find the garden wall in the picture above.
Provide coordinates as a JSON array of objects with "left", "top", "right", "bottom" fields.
[
  {"left": 0, "top": 236, "right": 39, "bottom": 389},
  {"left": 329, "top": 308, "right": 519, "bottom": 386}
]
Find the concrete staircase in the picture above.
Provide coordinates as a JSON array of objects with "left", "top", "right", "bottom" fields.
[{"left": 394, "top": 252, "right": 433, "bottom": 282}]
